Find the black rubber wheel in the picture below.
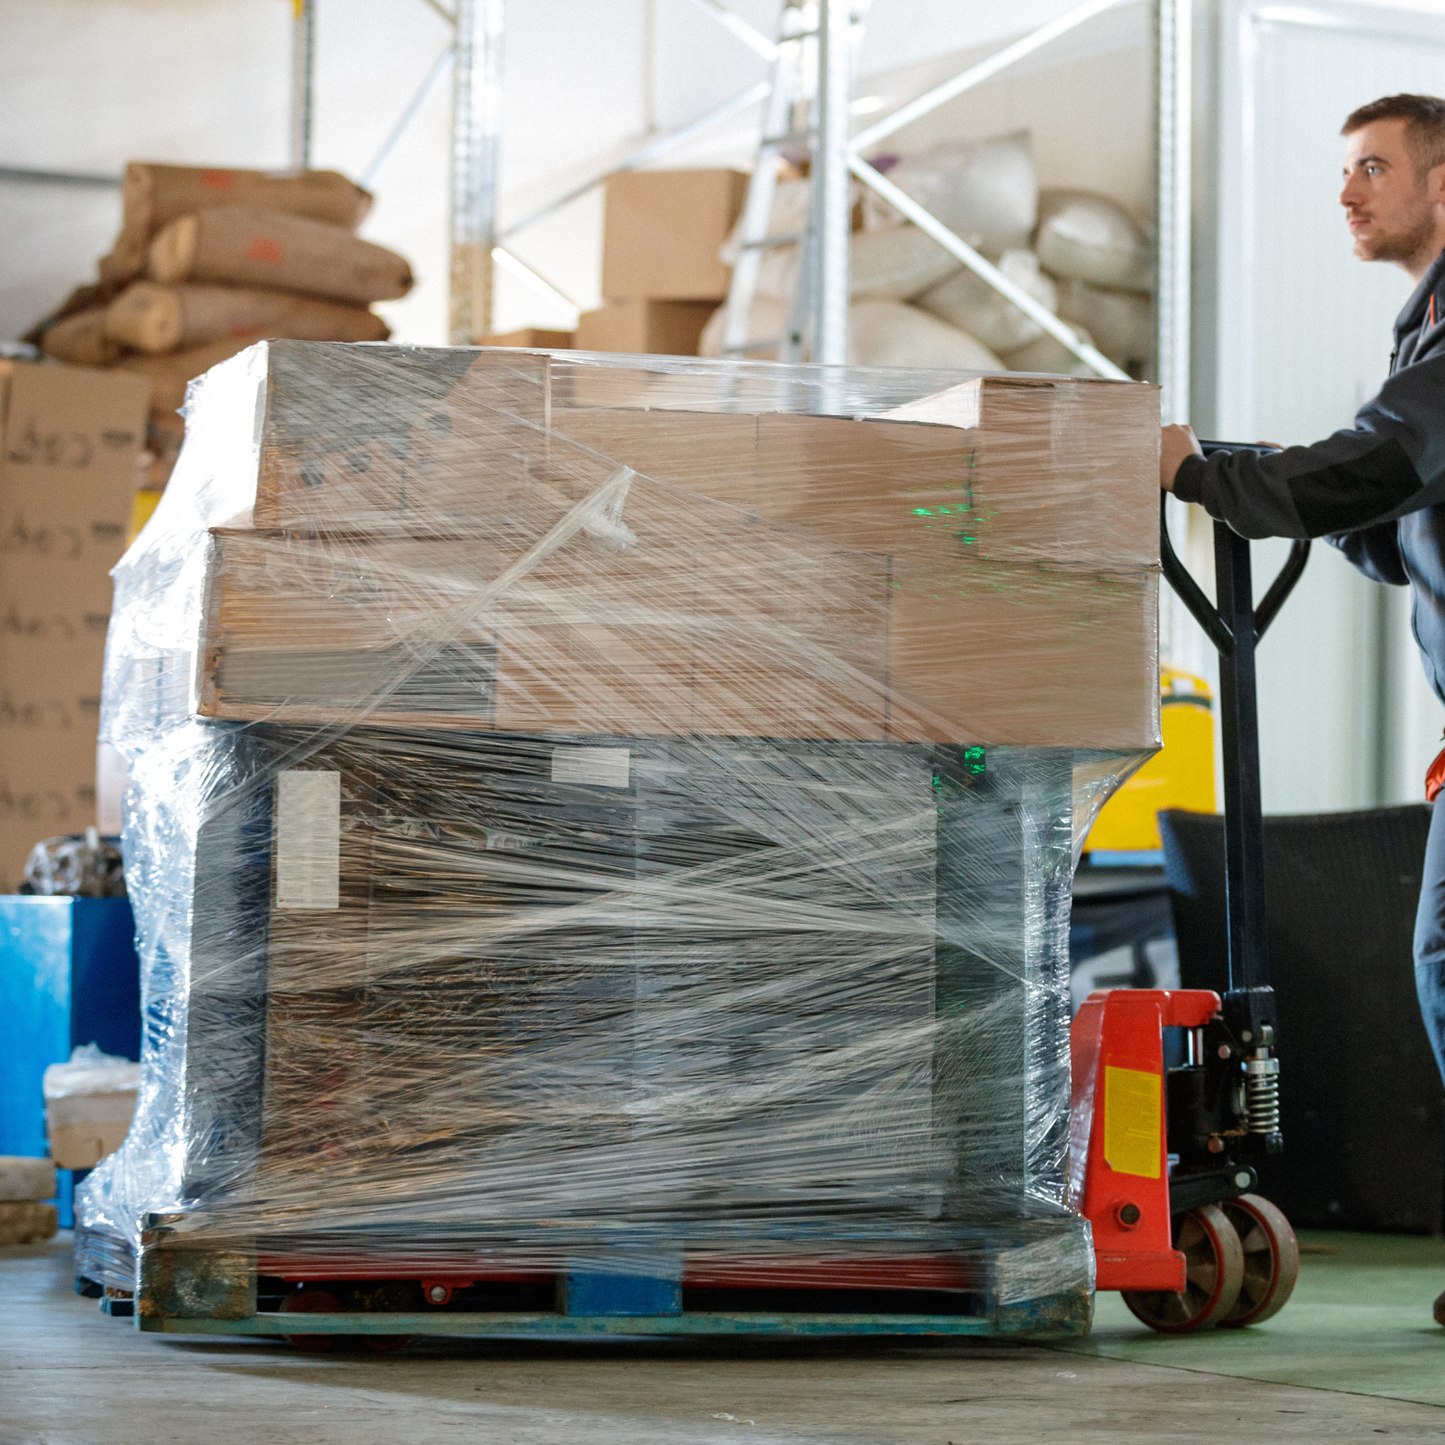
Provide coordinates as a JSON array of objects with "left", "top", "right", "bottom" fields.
[
  {"left": 1219, "top": 1193, "right": 1299, "bottom": 1327},
  {"left": 1121, "top": 1203, "right": 1245, "bottom": 1333}
]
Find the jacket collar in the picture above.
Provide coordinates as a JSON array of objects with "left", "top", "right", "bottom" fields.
[{"left": 1396, "top": 246, "right": 1445, "bottom": 340}]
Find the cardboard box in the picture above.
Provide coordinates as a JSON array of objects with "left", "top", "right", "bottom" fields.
[
  {"left": 45, "top": 1091, "right": 137, "bottom": 1170},
  {"left": 43, "top": 1052, "right": 140, "bottom": 1170},
  {"left": 601, "top": 169, "right": 747, "bottom": 301},
  {"left": 574, "top": 300, "right": 715, "bottom": 357},
  {"left": 481, "top": 328, "right": 576, "bottom": 349},
  {"left": 196, "top": 497, "right": 895, "bottom": 741},
  {"left": 0, "top": 361, "right": 149, "bottom": 885}
]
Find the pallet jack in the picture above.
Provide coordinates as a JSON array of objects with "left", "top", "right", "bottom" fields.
[{"left": 1071, "top": 444, "right": 1311, "bottom": 1332}]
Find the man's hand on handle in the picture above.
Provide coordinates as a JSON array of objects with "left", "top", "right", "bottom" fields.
[{"left": 1161, "top": 423, "right": 1204, "bottom": 491}]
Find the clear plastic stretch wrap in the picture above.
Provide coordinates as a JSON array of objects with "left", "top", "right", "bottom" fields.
[{"left": 80, "top": 342, "right": 1160, "bottom": 1326}]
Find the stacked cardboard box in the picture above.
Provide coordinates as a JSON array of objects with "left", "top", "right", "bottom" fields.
[
  {"left": 0, "top": 1157, "right": 58, "bottom": 1245},
  {"left": 26, "top": 163, "right": 412, "bottom": 501},
  {"left": 0, "top": 360, "right": 148, "bottom": 887},
  {"left": 574, "top": 170, "right": 748, "bottom": 358},
  {"left": 182, "top": 343, "right": 1159, "bottom": 749}
]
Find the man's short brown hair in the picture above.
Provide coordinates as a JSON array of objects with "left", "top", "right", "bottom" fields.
[{"left": 1344, "top": 94, "right": 1445, "bottom": 174}]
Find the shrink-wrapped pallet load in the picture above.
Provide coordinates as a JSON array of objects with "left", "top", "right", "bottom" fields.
[{"left": 79, "top": 343, "right": 1160, "bottom": 1339}]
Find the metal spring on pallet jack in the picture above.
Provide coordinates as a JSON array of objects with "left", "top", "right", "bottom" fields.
[{"left": 1243, "top": 1055, "right": 1281, "bottom": 1134}]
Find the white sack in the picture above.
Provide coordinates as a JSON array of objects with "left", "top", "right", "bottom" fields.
[
  {"left": 1055, "top": 277, "right": 1153, "bottom": 366},
  {"left": 848, "top": 300, "right": 1003, "bottom": 370},
  {"left": 1003, "top": 322, "right": 1100, "bottom": 377},
  {"left": 1035, "top": 189, "right": 1151, "bottom": 291},
  {"left": 698, "top": 296, "right": 789, "bottom": 360},
  {"left": 880, "top": 131, "right": 1037, "bottom": 255},
  {"left": 850, "top": 225, "right": 961, "bottom": 300},
  {"left": 750, "top": 224, "right": 960, "bottom": 303},
  {"left": 916, "top": 249, "right": 1057, "bottom": 354}
]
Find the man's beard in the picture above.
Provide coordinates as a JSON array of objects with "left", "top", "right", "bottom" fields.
[{"left": 1360, "top": 199, "right": 1438, "bottom": 265}]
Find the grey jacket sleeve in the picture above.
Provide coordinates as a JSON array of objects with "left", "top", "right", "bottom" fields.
[
  {"left": 1326, "top": 521, "right": 1408, "bottom": 585},
  {"left": 1172, "top": 351, "right": 1445, "bottom": 539}
]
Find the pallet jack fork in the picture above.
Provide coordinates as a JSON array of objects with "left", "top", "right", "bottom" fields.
[{"left": 1071, "top": 446, "right": 1311, "bottom": 1332}]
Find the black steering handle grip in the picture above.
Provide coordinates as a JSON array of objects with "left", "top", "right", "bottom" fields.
[{"left": 1160, "top": 441, "right": 1310, "bottom": 655}]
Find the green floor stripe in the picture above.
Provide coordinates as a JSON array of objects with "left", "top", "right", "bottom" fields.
[{"left": 1060, "top": 1231, "right": 1445, "bottom": 1407}]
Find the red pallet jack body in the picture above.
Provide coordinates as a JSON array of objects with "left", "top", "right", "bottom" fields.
[
  {"left": 1072, "top": 987, "right": 1220, "bottom": 1294},
  {"left": 1070, "top": 458, "right": 1310, "bottom": 1332}
]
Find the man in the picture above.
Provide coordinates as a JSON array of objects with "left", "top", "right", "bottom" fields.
[{"left": 1161, "top": 95, "right": 1445, "bottom": 1314}]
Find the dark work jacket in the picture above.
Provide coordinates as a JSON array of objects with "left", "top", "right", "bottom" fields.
[{"left": 1174, "top": 246, "right": 1445, "bottom": 702}]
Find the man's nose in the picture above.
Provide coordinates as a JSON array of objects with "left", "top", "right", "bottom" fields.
[{"left": 1340, "top": 173, "right": 1365, "bottom": 207}]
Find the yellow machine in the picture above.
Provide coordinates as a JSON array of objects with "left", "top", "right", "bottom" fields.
[{"left": 1086, "top": 667, "right": 1215, "bottom": 853}]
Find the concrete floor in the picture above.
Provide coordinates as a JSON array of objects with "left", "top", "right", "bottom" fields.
[{"left": 6, "top": 1233, "right": 1445, "bottom": 1444}]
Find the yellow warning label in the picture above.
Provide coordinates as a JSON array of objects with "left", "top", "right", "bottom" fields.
[{"left": 1104, "top": 1066, "right": 1161, "bottom": 1179}]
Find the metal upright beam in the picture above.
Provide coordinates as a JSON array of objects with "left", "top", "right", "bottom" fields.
[
  {"left": 812, "top": 0, "right": 853, "bottom": 366},
  {"left": 1156, "top": 0, "right": 1200, "bottom": 674},
  {"left": 289, "top": 0, "right": 315, "bottom": 170},
  {"left": 1156, "top": 0, "right": 1191, "bottom": 423},
  {"left": 450, "top": 0, "right": 505, "bottom": 345}
]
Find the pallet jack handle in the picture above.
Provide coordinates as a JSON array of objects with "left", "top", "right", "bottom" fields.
[{"left": 1158, "top": 443, "right": 1311, "bottom": 997}]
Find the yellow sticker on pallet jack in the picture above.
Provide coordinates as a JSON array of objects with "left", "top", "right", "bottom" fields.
[{"left": 1103, "top": 1066, "right": 1161, "bottom": 1178}]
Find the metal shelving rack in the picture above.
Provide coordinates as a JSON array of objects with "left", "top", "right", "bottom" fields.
[
  {"left": 402, "top": 0, "right": 1185, "bottom": 376},
  {"left": 7, "top": 0, "right": 1191, "bottom": 393}
]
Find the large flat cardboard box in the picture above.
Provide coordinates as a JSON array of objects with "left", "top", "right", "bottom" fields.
[
  {"left": 180, "top": 343, "right": 1160, "bottom": 749},
  {"left": 0, "top": 361, "right": 149, "bottom": 886},
  {"left": 212, "top": 344, "right": 1155, "bottom": 567},
  {"left": 602, "top": 169, "right": 747, "bottom": 301},
  {"left": 574, "top": 300, "right": 714, "bottom": 357}
]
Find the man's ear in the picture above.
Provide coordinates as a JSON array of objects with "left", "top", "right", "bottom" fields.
[{"left": 1430, "top": 160, "right": 1445, "bottom": 207}]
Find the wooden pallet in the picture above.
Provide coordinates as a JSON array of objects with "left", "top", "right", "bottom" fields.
[{"left": 126, "top": 1225, "right": 1094, "bottom": 1342}]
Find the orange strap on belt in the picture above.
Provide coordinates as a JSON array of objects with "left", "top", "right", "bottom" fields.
[{"left": 1427, "top": 743, "right": 1445, "bottom": 803}]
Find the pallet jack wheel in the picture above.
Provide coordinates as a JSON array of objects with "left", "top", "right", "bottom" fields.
[
  {"left": 281, "top": 1288, "right": 341, "bottom": 1351},
  {"left": 1218, "top": 1193, "right": 1299, "bottom": 1327},
  {"left": 1120, "top": 1204, "right": 1245, "bottom": 1333}
]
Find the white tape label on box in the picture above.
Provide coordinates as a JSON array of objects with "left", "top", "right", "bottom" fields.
[
  {"left": 276, "top": 771, "right": 341, "bottom": 909},
  {"left": 551, "top": 747, "right": 631, "bottom": 789}
]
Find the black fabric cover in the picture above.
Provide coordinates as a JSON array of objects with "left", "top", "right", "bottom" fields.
[{"left": 1160, "top": 805, "right": 1445, "bottom": 1234}]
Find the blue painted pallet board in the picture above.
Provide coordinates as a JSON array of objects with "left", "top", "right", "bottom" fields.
[{"left": 140, "top": 1310, "right": 1036, "bottom": 1339}]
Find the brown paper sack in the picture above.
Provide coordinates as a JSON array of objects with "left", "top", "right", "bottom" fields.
[
  {"left": 106, "top": 282, "right": 389, "bottom": 353},
  {"left": 148, "top": 207, "right": 413, "bottom": 307},
  {"left": 39, "top": 309, "right": 125, "bottom": 367},
  {"left": 100, "top": 162, "right": 373, "bottom": 285}
]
